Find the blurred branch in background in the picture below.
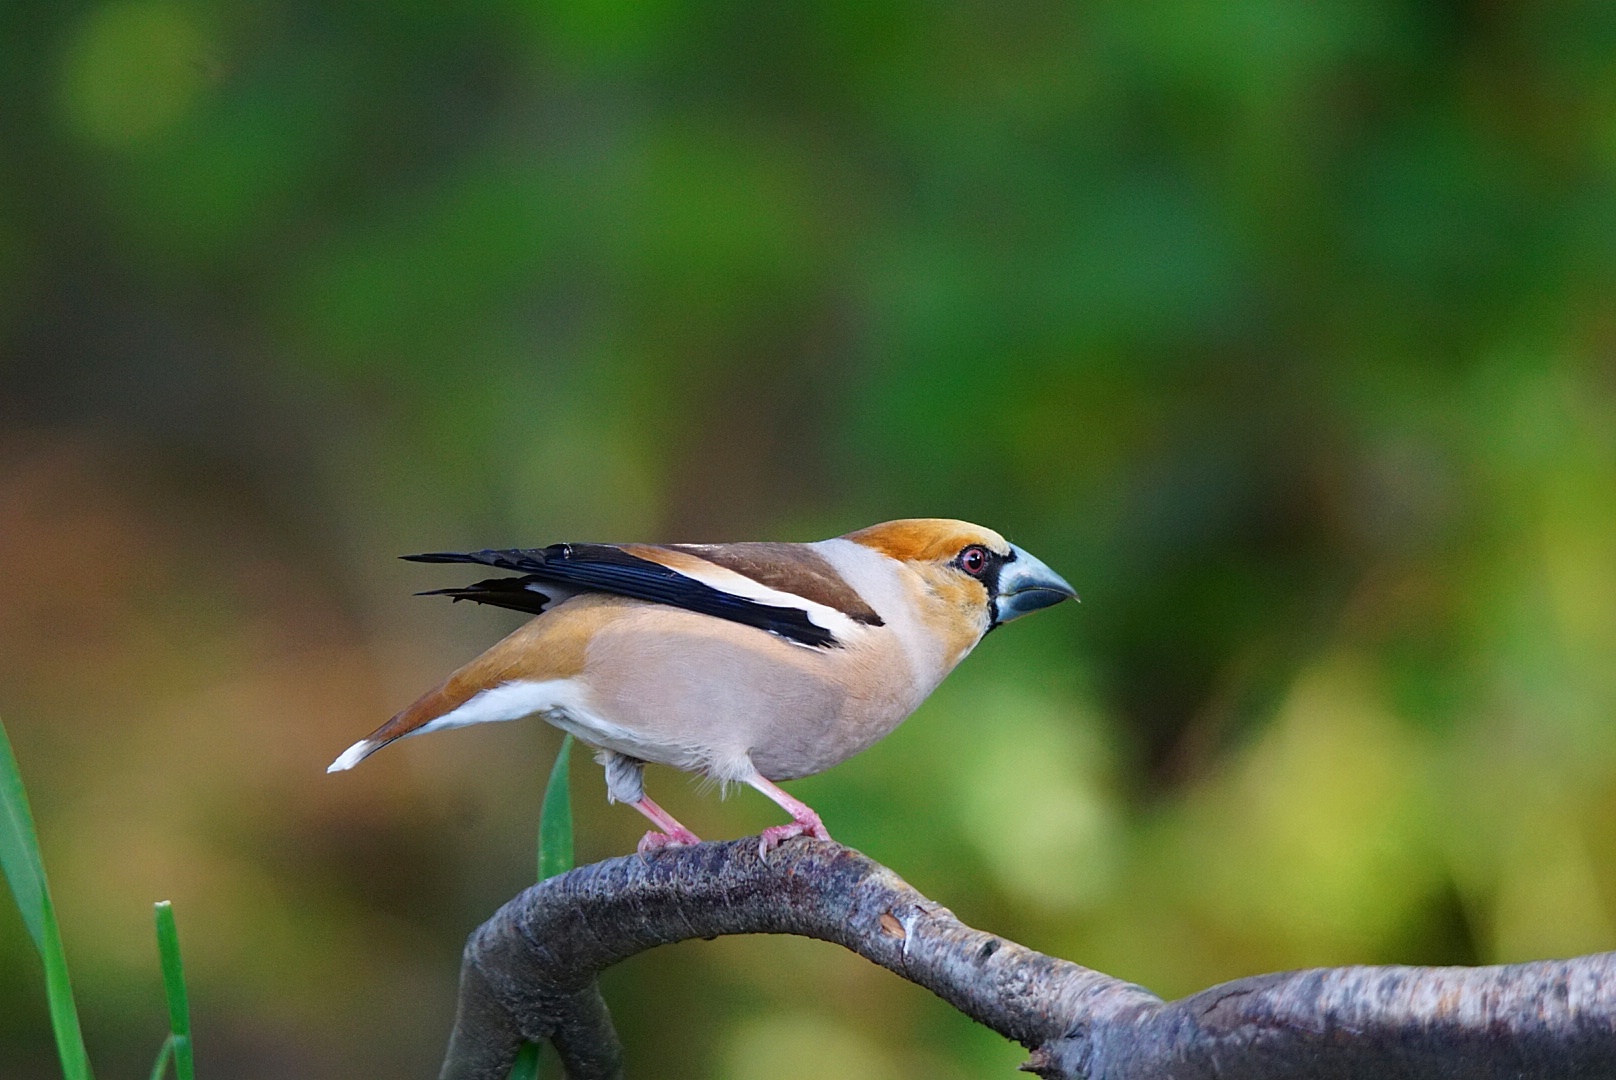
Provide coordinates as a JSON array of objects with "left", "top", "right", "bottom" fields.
[{"left": 441, "top": 839, "right": 1616, "bottom": 1080}]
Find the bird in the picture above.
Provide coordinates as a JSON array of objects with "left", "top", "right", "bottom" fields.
[{"left": 327, "top": 519, "right": 1078, "bottom": 856}]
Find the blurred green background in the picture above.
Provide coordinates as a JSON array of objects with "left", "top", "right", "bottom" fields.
[{"left": 4, "top": 1, "right": 1616, "bottom": 1076}]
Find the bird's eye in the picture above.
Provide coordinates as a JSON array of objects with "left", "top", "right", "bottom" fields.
[{"left": 959, "top": 545, "right": 989, "bottom": 576}]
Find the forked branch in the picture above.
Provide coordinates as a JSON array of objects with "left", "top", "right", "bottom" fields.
[{"left": 438, "top": 839, "right": 1616, "bottom": 1080}]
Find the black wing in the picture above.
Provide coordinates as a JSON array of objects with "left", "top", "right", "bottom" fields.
[
  {"left": 403, "top": 543, "right": 839, "bottom": 648},
  {"left": 416, "top": 575, "right": 560, "bottom": 617}
]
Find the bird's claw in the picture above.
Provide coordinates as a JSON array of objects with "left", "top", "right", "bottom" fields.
[
  {"left": 637, "top": 827, "right": 701, "bottom": 856},
  {"left": 756, "top": 814, "right": 833, "bottom": 858}
]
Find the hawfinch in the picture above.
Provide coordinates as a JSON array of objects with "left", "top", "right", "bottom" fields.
[{"left": 328, "top": 519, "right": 1077, "bottom": 854}]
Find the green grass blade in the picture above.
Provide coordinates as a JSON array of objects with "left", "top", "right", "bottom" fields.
[
  {"left": 506, "top": 1040, "right": 541, "bottom": 1080},
  {"left": 148, "top": 1034, "right": 175, "bottom": 1080},
  {"left": 0, "top": 717, "right": 93, "bottom": 1080},
  {"left": 0, "top": 719, "right": 49, "bottom": 952},
  {"left": 508, "top": 734, "right": 577, "bottom": 1079},
  {"left": 537, "top": 734, "right": 574, "bottom": 881},
  {"left": 153, "top": 901, "right": 195, "bottom": 1080}
]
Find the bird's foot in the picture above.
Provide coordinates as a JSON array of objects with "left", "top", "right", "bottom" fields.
[
  {"left": 636, "top": 826, "right": 701, "bottom": 856},
  {"left": 757, "top": 810, "right": 833, "bottom": 858}
]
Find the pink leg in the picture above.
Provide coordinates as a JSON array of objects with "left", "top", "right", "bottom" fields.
[
  {"left": 629, "top": 794, "right": 702, "bottom": 855},
  {"left": 748, "top": 773, "right": 834, "bottom": 857}
]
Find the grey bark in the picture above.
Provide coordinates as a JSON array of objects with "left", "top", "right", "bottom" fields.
[{"left": 438, "top": 838, "right": 1616, "bottom": 1080}]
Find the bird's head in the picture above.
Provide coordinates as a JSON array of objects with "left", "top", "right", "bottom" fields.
[{"left": 845, "top": 518, "right": 1078, "bottom": 662}]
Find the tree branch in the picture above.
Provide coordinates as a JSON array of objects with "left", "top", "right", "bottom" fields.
[{"left": 438, "top": 838, "right": 1616, "bottom": 1080}]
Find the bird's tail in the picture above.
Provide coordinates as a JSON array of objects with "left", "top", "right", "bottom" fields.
[
  {"left": 326, "top": 677, "right": 476, "bottom": 773},
  {"left": 325, "top": 608, "right": 579, "bottom": 774}
]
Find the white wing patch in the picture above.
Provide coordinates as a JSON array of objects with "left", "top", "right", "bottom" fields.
[{"left": 657, "top": 553, "right": 870, "bottom": 646}]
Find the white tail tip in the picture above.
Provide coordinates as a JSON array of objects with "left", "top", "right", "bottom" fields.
[{"left": 326, "top": 739, "right": 376, "bottom": 773}]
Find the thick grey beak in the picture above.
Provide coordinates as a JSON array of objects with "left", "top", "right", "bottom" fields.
[{"left": 994, "top": 544, "right": 1079, "bottom": 624}]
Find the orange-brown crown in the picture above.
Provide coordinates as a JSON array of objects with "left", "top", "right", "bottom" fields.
[{"left": 843, "top": 518, "right": 1010, "bottom": 564}]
